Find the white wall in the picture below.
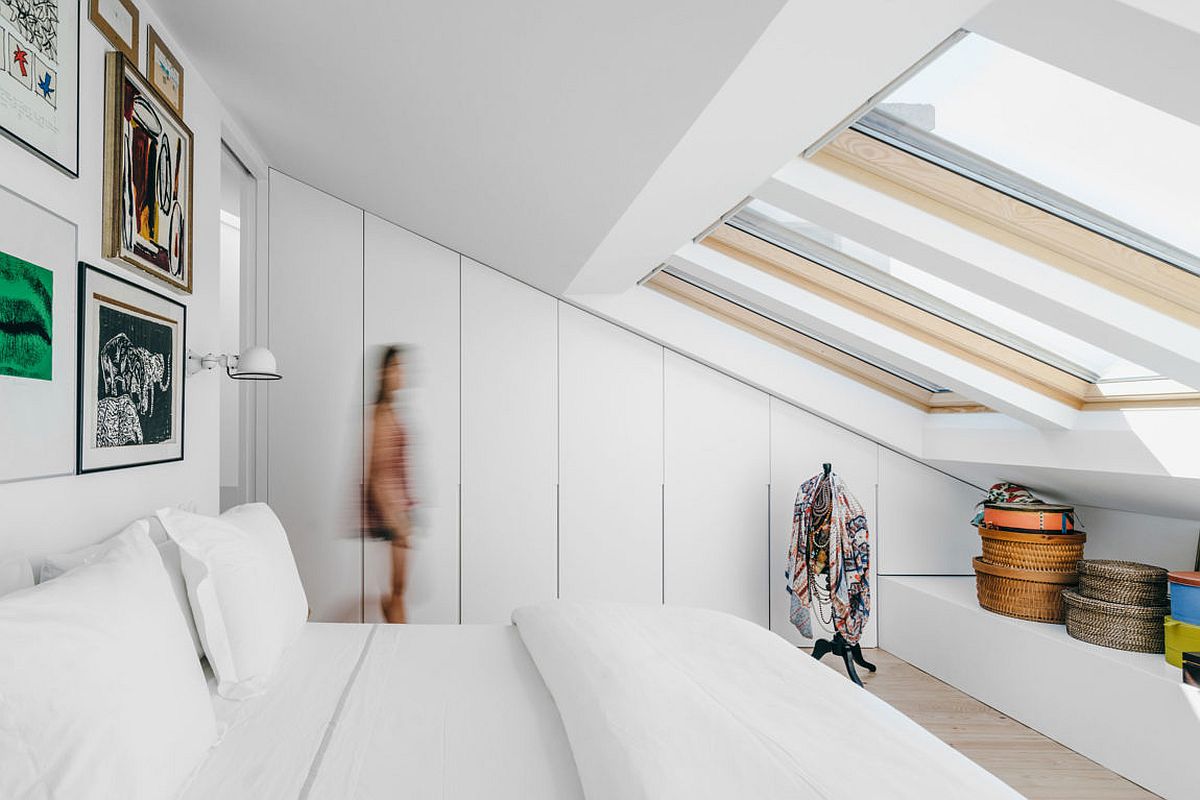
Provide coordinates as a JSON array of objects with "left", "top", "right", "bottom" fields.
[
  {"left": 1072, "top": 505, "right": 1198, "bottom": 571},
  {"left": 664, "top": 352, "right": 770, "bottom": 625},
  {"left": 460, "top": 259, "right": 559, "bottom": 623},
  {"left": 267, "top": 170, "right": 364, "bottom": 623},
  {"left": 558, "top": 304, "right": 664, "bottom": 605},
  {"left": 0, "top": 7, "right": 227, "bottom": 563}
]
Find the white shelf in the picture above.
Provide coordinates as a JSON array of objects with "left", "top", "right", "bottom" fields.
[
  {"left": 880, "top": 576, "right": 1198, "bottom": 800},
  {"left": 895, "top": 575, "right": 1179, "bottom": 680}
]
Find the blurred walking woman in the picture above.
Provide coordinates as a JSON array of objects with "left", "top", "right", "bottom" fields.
[{"left": 366, "top": 346, "right": 414, "bottom": 623}]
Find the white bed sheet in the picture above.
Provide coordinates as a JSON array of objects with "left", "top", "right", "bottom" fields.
[
  {"left": 179, "top": 623, "right": 371, "bottom": 800},
  {"left": 180, "top": 622, "right": 582, "bottom": 800},
  {"left": 305, "top": 624, "right": 583, "bottom": 800}
]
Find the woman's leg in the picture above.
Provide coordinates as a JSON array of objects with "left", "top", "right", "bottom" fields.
[{"left": 385, "top": 540, "right": 409, "bottom": 624}]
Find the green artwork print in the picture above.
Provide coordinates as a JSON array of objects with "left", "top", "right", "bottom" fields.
[{"left": 0, "top": 250, "right": 53, "bottom": 380}]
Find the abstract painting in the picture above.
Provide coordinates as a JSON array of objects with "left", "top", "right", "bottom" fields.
[
  {"left": 0, "top": 249, "right": 52, "bottom": 380},
  {"left": 0, "top": 0, "right": 78, "bottom": 175},
  {"left": 78, "top": 262, "right": 185, "bottom": 473},
  {"left": 102, "top": 51, "right": 193, "bottom": 294}
]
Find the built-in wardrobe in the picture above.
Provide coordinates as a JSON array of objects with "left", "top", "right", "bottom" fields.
[{"left": 265, "top": 170, "right": 981, "bottom": 640}]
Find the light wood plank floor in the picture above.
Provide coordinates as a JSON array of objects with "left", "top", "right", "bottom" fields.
[{"left": 832, "top": 649, "right": 1159, "bottom": 799}]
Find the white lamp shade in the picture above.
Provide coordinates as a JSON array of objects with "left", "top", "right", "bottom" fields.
[{"left": 231, "top": 346, "right": 281, "bottom": 380}]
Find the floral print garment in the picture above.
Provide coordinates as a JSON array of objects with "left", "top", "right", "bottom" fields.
[{"left": 785, "top": 472, "right": 871, "bottom": 645}]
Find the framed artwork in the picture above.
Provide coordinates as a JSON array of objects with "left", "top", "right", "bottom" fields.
[
  {"left": 77, "top": 262, "right": 185, "bottom": 473},
  {"left": 88, "top": 0, "right": 138, "bottom": 64},
  {"left": 102, "top": 51, "right": 193, "bottom": 294},
  {"left": 0, "top": 0, "right": 80, "bottom": 176},
  {"left": 0, "top": 251, "right": 52, "bottom": 381},
  {"left": 0, "top": 184, "right": 77, "bottom": 483},
  {"left": 145, "top": 26, "right": 182, "bottom": 116}
]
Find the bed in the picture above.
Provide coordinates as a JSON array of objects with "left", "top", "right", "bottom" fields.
[
  {"left": 1, "top": 508, "right": 1022, "bottom": 799},
  {"left": 178, "top": 603, "right": 1024, "bottom": 800},
  {"left": 182, "top": 623, "right": 583, "bottom": 800}
]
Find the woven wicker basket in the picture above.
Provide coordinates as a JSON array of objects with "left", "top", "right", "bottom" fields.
[
  {"left": 1076, "top": 560, "right": 1168, "bottom": 607},
  {"left": 978, "top": 527, "right": 1086, "bottom": 572},
  {"left": 973, "top": 557, "right": 1077, "bottom": 624},
  {"left": 1062, "top": 589, "right": 1168, "bottom": 653}
]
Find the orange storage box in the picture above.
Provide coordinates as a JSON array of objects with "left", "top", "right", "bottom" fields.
[{"left": 982, "top": 502, "right": 1075, "bottom": 534}]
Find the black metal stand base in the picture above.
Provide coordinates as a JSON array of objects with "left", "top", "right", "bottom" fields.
[{"left": 811, "top": 631, "right": 877, "bottom": 687}]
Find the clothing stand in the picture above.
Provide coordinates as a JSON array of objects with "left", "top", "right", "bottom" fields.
[{"left": 808, "top": 462, "right": 877, "bottom": 688}]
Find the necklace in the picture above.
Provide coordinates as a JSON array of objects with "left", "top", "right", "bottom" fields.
[{"left": 805, "top": 476, "right": 835, "bottom": 626}]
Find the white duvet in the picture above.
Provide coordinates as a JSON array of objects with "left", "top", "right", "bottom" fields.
[{"left": 513, "top": 602, "right": 1024, "bottom": 800}]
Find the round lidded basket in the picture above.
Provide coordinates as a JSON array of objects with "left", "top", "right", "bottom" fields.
[
  {"left": 973, "top": 557, "right": 1077, "bottom": 624},
  {"left": 1168, "top": 571, "right": 1200, "bottom": 627},
  {"left": 978, "top": 527, "right": 1086, "bottom": 572},
  {"left": 1076, "top": 560, "right": 1168, "bottom": 607},
  {"left": 1062, "top": 589, "right": 1168, "bottom": 653},
  {"left": 983, "top": 502, "right": 1075, "bottom": 534}
]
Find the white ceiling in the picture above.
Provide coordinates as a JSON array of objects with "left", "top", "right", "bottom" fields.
[{"left": 151, "top": 0, "right": 787, "bottom": 292}]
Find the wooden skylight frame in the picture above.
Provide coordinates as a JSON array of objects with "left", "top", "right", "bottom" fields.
[
  {"left": 658, "top": 222, "right": 1200, "bottom": 413},
  {"left": 645, "top": 271, "right": 986, "bottom": 413},
  {"left": 815, "top": 128, "right": 1200, "bottom": 328}
]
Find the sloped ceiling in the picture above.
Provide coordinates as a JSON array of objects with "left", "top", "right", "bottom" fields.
[{"left": 151, "top": 0, "right": 787, "bottom": 291}]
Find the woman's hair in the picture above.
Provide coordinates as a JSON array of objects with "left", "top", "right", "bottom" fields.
[{"left": 375, "top": 345, "right": 405, "bottom": 405}]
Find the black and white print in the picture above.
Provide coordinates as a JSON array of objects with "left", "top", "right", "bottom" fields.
[
  {"left": 95, "top": 305, "right": 173, "bottom": 446},
  {"left": 77, "top": 262, "right": 184, "bottom": 473}
]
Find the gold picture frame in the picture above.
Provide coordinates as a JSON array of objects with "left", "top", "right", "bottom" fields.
[
  {"left": 145, "top": 26, "right": 183, "bottom": 116},
  {"left": 102, "top": 51, "right": 193, "bottom": 294},
  {"left": 88, "top": 0, "right": 139, "bottom": 65}
]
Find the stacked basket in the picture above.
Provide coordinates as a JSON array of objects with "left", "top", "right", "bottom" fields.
[
  {"left": 973, "top": 502, "right": 1085, "bottom": 623},
  {"left": 1063, "top": 560, "right": 1169, "bottom": 653},
  {"left": 1166, "top": 572, "right": 1200, "bottom": 668}
]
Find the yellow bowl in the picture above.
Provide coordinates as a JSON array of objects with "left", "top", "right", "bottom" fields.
[{"left": 1164, "top": 615, "right": 1200, "bottom": 668}]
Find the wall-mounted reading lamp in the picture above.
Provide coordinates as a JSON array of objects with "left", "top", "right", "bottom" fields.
[{"left": 187, "top": 346, "right": 282, "bottom": 381}]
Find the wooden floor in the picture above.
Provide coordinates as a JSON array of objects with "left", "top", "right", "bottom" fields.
[{"left": 839, "top": 649, "right": 1159, "bottom": 799}]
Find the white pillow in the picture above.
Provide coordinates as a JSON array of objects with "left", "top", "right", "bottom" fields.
[
  {"left": 157, "top": 503, "right": 309, "bottom": 699},
  {"left": 0, "top": 554, "right": 33, "bottom": 597},
  {"left": 39, "top": 520, "right": 204, "bottom": 658},
  {"left": 0, "top": 522, "right": 217, "bottom": 800}
]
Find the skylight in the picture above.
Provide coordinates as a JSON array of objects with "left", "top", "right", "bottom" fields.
[
  {"left": 856, "top": 32, "right": 1200, "bottom": 274},
  {"left": 731, "top": 199, "right": 1159, "bottom": 383},
  {"left": 656, "top": 266, "right": 949, "bottom": 394}
]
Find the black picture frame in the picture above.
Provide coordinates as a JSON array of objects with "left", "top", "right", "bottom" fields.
[
  {"left": 76, "top": 261, "right": 186, "bottom": 473},
  {"left": 0, "top": 0, "right": 81, "bottom": 177}
]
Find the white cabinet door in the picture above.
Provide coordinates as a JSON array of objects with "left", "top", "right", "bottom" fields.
[
  {"left": 558, "top": 304, "right": 663, "bottom": 605},
  {"left": 663, "top": 353, "right": 769, "bottom": 626},
  {"left": 769, "top": 397, "right": 878, "bottom": 646},
  {"left": 363, "top": 214, "right": 461, "bottom": 623},
  {"left": 877, "top": 449, "right": 979, "bottom": 576},
  {"left": 267, "top": 171, "right": 364, "bottom": 622},
  {"left": 460, "top": 260, "right": 558, "bottom": 623}
]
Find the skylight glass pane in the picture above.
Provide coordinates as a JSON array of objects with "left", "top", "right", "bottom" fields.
[
  {"left": 865, "top": 32, "right": 1200, "bottom": 267},
  {"left": 732, "top": 199, "right": 1161, "bottom": 383},
  {"left": 658, "top": 268, "right": 950, "bottom": 394}
]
